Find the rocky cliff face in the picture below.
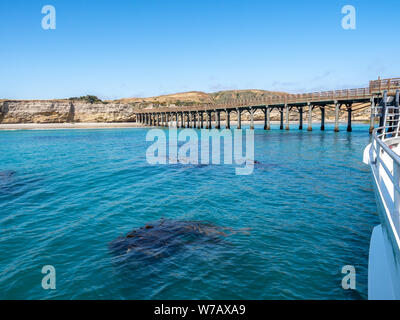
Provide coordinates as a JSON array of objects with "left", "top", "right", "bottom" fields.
[{"left": 0, "top": 101, "right": 136, "bottom": 123}]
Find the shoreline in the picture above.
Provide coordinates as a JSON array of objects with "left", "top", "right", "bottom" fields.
[{"left": 0, "top": 120, "right": 370, "bottom": 131}]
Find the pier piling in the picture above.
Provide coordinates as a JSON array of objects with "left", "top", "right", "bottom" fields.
[
  {"left": 369, "top": 98, "right": 375, "bottom": 134},
  {"left": 237, "top": 109, "right": 242, "bottom": 129},
  {"left": 216, "top": 111, "right": 221, "bottom": 129},
  {"left": 226, "top": 110, "right": 230, "bottom": 129},
  {"left": 334, "top": 103, "right": 340, "bottom": 132},
  {"left": 263, "top": 108, "right": 267, "bottom": 130},
  {"left": 250, "top": 108, "right": 254, "bottom": 130},
  {"left": 307, "top": 104, "right": 312, "bottom": 131},
  {"left": 320, "top": 107, "right": 325, "bottom": 131},
  {"left": 299, "top": 107, "right": 303, "bottom": 130},
  {"left": 280, "top": 108, "right": 284, "bottom": 130},
  {"left": 347, "top": 105, "right": 352, "bottom": 132},
  {"left": 379, "top": 91, "right": 388, "bottom": 130},
  {"left": 285, "top": 105, "right": 289, "bottom": 130},
  {"left": 181, "top": 112, "right": 184, "bottom": 128}
]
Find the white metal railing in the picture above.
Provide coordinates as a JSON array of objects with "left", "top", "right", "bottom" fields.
[{"left": 371, "top": 121, "right": 400, "bottom": 239}]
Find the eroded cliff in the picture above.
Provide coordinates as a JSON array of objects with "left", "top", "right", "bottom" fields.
[{"left": 0, "top": 100, "right": 136, "bottom": 123}]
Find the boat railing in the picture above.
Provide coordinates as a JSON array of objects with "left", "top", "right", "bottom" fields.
[{"left": 371, "top": 125, "right": 400, "bottom": 238}]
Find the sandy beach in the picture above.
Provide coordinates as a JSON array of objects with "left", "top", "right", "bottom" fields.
[
  {"left": 0, "top": 122, "right": 143, "bottom": 130},
  {"left": 0, "top": 120, "right": 359, "bottom": 131}
]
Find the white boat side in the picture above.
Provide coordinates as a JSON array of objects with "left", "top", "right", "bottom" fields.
[{"left": 364, "top": 127, "right": 400, "bottom": 299}]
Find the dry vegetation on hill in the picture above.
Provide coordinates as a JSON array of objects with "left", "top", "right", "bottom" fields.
[{"left": 113, "top": 89, "right": 289, "bottom": 109}]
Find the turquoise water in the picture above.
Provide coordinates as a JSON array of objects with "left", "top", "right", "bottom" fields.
[{"left": 0, "top": 124, "right": 378, "bottom": 300}]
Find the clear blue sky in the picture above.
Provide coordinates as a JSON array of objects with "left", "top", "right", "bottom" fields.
[{"left": 0, "top": 0, "right": 399, "bottom": 100}]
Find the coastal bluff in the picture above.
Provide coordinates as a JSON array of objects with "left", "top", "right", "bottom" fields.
[
  {"left": 0, "top": 87, "right": 372, "bottom": 124},
  {"left": 0, "top": 100, "right": 136, "bottom": 123}
]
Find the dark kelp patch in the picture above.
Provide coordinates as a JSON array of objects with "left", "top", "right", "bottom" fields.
[{"left": 109, "top": 219, "right": 250, "bottom": 263}]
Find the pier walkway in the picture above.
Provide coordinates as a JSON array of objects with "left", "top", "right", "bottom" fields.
[{"left": 135, "top": 78, "right": 400, "bottom": 133}]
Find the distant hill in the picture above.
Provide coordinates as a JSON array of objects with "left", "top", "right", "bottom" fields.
[{"left": 113, "top": 89, "right": 289, "bottom": 109}]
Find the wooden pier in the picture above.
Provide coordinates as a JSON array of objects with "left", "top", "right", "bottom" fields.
[{"left": 135, "top": 78, "right": 400, "bottom": 133}]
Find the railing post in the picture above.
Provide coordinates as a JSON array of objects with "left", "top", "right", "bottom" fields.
[
  {"left": 396, "top": 90, "right": 400, "bottom": 137},
  {"left": 394, "top": 161, "right": 400, "bottom": 223}
]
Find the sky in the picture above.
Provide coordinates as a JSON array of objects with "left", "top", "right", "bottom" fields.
[{"left": 0, "top": 0, "right": 399, "bottom": 100}]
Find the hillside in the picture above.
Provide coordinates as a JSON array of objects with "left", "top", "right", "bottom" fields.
[{"left": 113, "top": 89, "right": 289, "bottom": 109}]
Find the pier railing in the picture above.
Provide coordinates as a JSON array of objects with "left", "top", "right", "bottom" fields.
[{"left": 370, "top": 78, "right": 400, "bottom": 94}]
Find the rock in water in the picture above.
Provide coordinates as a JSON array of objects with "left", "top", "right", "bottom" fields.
[
  {"left": 109, "top": 219, "right": 244, "bottom": 262},
  {"left": 0, "top": 170, "right": 16, "bottom": 186}
]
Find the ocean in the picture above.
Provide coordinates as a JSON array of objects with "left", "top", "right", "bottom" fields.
[{"left": 0, "top": 123, "right": 378, "bottom": 299}]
